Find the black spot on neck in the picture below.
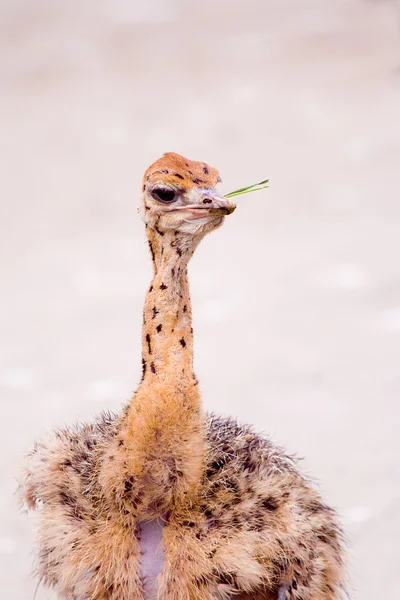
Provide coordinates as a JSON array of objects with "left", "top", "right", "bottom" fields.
[
  {"left": 152, "top": 306, "right": 159, "bottom": 319},
  {"left": 160, "top": 282, "right": 168, "bottom": 290},
  {"left": 193, "top": 178, "right": 205, "bottom": 184},
  {"left": 203, "top": 165, "right": 209, "bottom": 174},
  {"left": 174, "top": 173, "right": 184, "bottom": 180},
  {"left": 156, "top": 323, "right": 162, "bottom": 333},
  {"left": 148, "top": 241, "right": 155, "bottom": 263},
  {"left": 150, "top": 362, "right": 156, "bottom": 374},
  {"left": 171, "top": 238, "right": 183, "bottom": 257},
  {"left": 142, "top": 358, "right": 147, "bottom": 379},
  {"left": 146, "top": 333, "right": 152, "bottom": 354},
  {"left": 183, "top": 304, "right": 187, "bottom": 313},
  {"left": 180, "top": 338, "right": 186, "bottom": 348}
]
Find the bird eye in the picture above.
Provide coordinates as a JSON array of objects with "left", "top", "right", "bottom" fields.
[{"left": 151, "top": 187, "right": 176, "bottom": 203}]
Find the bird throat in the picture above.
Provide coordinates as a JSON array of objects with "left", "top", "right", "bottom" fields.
[{"left": 121, "top": 227, "right": 205, "bottom": 517}]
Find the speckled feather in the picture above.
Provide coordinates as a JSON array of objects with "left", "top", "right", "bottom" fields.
[{"left": 19, "top": 411, "right": 345, "bottom": 600}]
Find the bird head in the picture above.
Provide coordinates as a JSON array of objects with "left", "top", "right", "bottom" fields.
[{"left": 140, "top": 152, "right": 236, "bottom": 237}]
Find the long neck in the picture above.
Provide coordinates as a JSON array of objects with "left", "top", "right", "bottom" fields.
[
  {"left": 140, "top": 227, "right": 196, "bottom": 386},
  {"left": 118, "top": 227, "right": 204, "bottom": 516}
]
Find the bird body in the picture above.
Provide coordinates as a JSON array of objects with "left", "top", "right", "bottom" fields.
[
  {"left": 20, "top": 153, "right": 346, "bottom": 599},
  {"left": 22, "top": 412, "right": 344, "bottom": 600}
]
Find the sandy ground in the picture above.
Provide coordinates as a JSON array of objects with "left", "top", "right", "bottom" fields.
[{"left": 1, "top": 0, "right": 400, "bottom": 598}]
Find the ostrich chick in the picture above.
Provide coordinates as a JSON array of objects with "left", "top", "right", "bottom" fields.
[{"left": 20, "top": 153, "right": 345, "bottom": 600}]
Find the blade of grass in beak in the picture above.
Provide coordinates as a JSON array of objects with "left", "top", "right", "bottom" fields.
[{"left": 225, "top": 179, "right": 269, "bottom": 198}]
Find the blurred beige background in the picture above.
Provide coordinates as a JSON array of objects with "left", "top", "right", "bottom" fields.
[{"left": 1, "top": 0, "right": 400, "bottom": 598}]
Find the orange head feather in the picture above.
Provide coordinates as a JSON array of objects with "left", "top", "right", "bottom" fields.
[{"left": 143, "top": 152, "right": 221, "bottom": 192}]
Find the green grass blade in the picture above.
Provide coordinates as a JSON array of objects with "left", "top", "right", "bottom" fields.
[
  {"left": 225, "top": 179, "right": 269, "bottom": 198},
  {"left": 225, "top": 180, "right": 269, "bottom": 197},
  {"left": 226, "top": 185, "right": 269, "bottom": 198}
]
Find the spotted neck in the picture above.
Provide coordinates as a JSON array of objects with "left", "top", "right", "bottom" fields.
[
  {"left": 118, "top": 227, "right": 204, "bottom": 515},
  {"left": 140, "top": 227, "right": 197, "bottom": 385}
]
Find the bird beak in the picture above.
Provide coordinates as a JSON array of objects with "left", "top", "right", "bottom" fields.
[
  {"left": 166, "top": 192, "right": 236, "bottom": 219},
  {"left": 160, "top": 189, "right": 236, "bottom": 223},
  {"left": 201, "top": 193, "right": 236, "bottom": 215}
]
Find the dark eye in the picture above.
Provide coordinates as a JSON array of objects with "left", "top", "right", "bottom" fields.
[{"left": 151, "top": 187, "right": 176, "bottom": 203}]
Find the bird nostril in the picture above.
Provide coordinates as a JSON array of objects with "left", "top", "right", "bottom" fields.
[{"left": 202, "top": 198, "right": 213, "bottom": 204}]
